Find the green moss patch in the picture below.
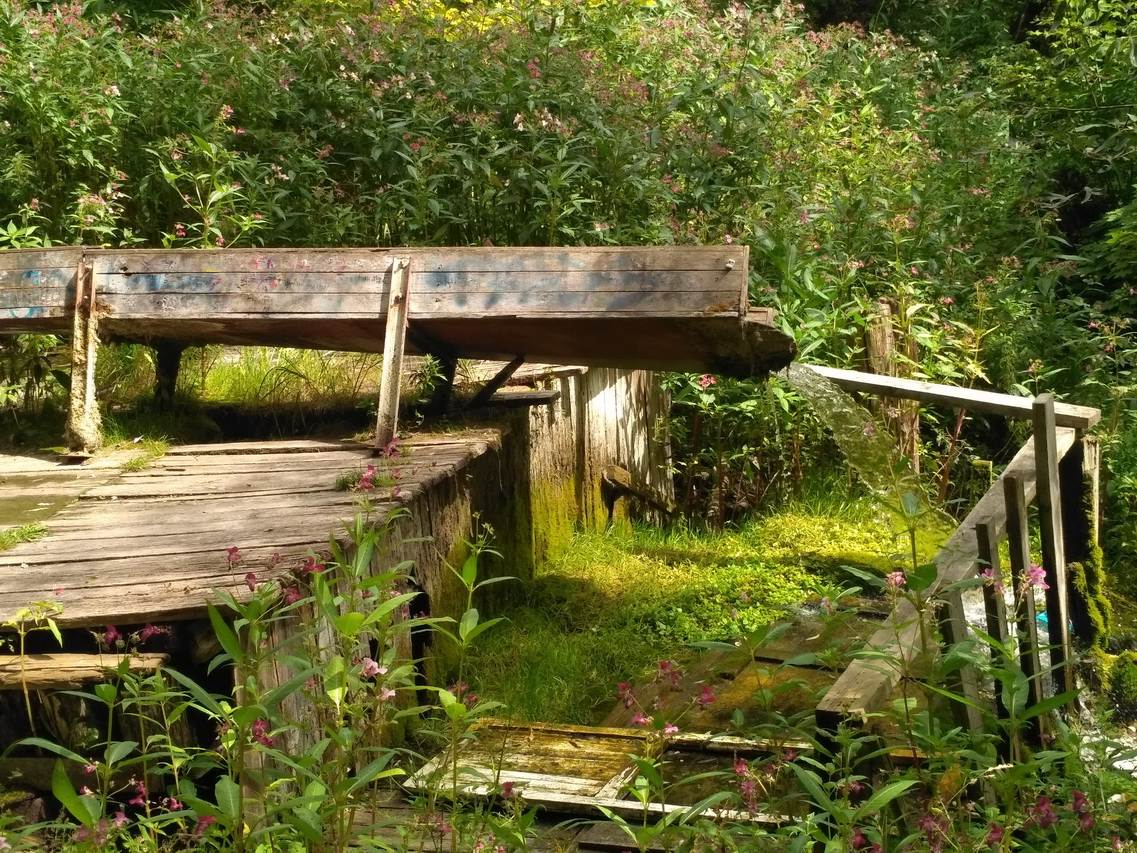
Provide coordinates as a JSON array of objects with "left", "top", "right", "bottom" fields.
[{"left": 465, "top": 494, "right": 947, "bottom": 724}]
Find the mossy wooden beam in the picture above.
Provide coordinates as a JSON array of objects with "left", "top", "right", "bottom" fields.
[{"left": 64, "top": 256, "right": 102, "bottom": 454}]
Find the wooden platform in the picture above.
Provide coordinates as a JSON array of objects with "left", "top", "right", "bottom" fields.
[
  {"left": 0, "top": 247, "right": 795, "bottom": 376},
  {"left": 0, "top": 431, "right": 501, "bottom": 627}
]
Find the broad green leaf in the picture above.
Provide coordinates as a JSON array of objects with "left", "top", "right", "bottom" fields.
[
  {"left": 52, "top": 761, "right": 98, "bottom": 827},
  {"left": 215, "top": 775, "right": 241, "bottom": 823}
]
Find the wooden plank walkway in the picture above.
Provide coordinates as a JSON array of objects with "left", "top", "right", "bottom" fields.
[{"left": 0, "top": 430, "right": 501, "bottom": 628}]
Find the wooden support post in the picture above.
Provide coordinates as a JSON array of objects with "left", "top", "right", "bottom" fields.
[
  {"left": 1060, "top": 435, "right": 1104, "bottom": 643},
  {"left": 468, "top": 356, "right": 525, "bottom": 409},
  {"left": 936, "top": 590, "right": 986, "bottom": 738},
  {"left": 152, "top": 340, "right": 186, "bottom": 411},
  {"left": 374, "top": 257, "right": 411, "bottom": 453},
  {"left": 975, "top": 519, "right": 1010, "bottom": 730},
  {"left": 65, "top": 257, "right": 102, "bottom": 455},
  {"left": 1003, "top": 473, "right": 1045, "bottom": 744},
  {"left": 1032, "top": 394, "right": 1074, "bottom": 705}
]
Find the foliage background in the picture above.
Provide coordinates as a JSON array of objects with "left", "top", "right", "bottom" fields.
[{"left": 0, "top": 0, "right": 1133, "bottom": 591}]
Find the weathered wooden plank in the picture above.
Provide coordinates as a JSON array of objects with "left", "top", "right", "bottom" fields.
[
  {"left": 0, "top": 287, "right": 69, "bottom": 308},
  {"left": 100, "top": 289, "right": 742, "bottom": 317},
  {"left": 1003, "top": 473, "right": 1045, "bottom": 745},
  {"left": 0, "top": 248, "right": 83, "bottom": 272},
  {"left": 809, "top": 365, "right": 1100, "bottom": 430},
  {"left": 65, "top": 258, "right": 101, "bottom": 453},
  {"left": 1033, "top": 395, "right": 1074, "bottom": 705},
  {"left": 376, "top": 258, "right": 410, "bottom": 449},
  {"left": 94, "top": 246, "right": 748, "bottom": 275},
  {"left": 95, "top": 270, "right": 745, "bottom": 295},
  {"left": 816, "top": 428, "right": 1077, "bottom": 728},
  {"left": 0, "top": 653, "right": 167, "bottom": 689},
  {"left": 936, "top": 591, "right": 987, "bottom": 736},
  {"left": 975, "top": 518, "right": 1010, "bottom": 726}
]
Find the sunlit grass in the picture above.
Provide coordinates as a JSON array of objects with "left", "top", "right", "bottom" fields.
[
  {"left": 0, "top": 523, "right": 47, "bottom": 552},
  {"left": 465, "top": 489, "right": 949, "bottom": 724}
]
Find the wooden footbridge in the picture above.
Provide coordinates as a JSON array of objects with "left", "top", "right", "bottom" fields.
[{"left": 0, "top": 244, "right": 1108, "bottom": 829}]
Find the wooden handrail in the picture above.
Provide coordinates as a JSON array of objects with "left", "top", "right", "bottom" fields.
[
  {"left": 815, "top": 427, "right": 1078, "bottom": 729},
  {"left": 806, "top": 365, "right": 1100, "bottom": 430}
]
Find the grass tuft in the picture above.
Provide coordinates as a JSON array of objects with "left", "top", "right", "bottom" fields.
[{"left": 0, "top": 523, "right": 48, "bottom": 552}]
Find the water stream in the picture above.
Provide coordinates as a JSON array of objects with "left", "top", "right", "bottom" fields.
[{"left": 779, "top": 363, "right": 932, "bottom": 530}]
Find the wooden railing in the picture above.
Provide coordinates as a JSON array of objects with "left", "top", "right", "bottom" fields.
[{"left": 812, "top": 368, "right": 1101, "bottom": 738}]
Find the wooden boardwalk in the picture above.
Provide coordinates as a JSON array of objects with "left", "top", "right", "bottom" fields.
[{"left": 0, "top": 431, "right": 500, "bottom": 627}]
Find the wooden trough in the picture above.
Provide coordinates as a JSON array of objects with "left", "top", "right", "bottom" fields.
[{"left": 0, "top": 246, "right": 793, "bottom": 375}]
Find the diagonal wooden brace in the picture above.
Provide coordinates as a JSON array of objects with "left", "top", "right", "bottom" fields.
[
  {"left": 65, "top": 256, "right": 102, "bottom": 454},
  {"left": 374, "top": 257, "right": 411, "bottom": 453}
]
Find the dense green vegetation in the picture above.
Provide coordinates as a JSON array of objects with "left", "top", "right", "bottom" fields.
[{"left": 1, "top": 0, "right": 1137, "bottom": 849}]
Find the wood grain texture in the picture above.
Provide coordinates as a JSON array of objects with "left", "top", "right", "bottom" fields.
[
  {"left": 0, "top": 653, "right": 167, "bottom": 689},
  {"left": 0, "top": 246, "right": 795, "bottom": 376}
]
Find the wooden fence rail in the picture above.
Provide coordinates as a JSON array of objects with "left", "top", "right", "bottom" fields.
[{"left": 813, "top": 370, "right": 1100, "bottom": 738}]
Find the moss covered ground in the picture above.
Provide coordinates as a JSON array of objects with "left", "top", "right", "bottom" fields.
[{"left": 464, "top": 487, "right": 951, "bottom": 724}]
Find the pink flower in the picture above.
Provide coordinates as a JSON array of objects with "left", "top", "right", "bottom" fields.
[
  {"left": 526, "top": 58, "right": 541, "bottom": 79},
  {"left": 281, "top": 585, "right": 302, "bottom": 605},
  {"left": 250, "top": 718, "right": 273, "bottom": 747},
  {"left": 616, "top": 681, "right": 635, "bottom": 708},
  {"left": 696, "top": 685, "right": 716, "bottom": 708},
  {"left": 162, "top": 797, "right": 183, "bottom": 811},
  {"left": 194, "top": 815, "right": 217, "bottom": 837},
  {"left": 80, "top": 786, "right": 93, "bottom": 795},
  {"left": 985, "top": 822, "right": 1004, "bottom": 845},
  {"left": 632, "top": 712, "right": 651, "bottom": 726},
  {"left": 885, "top": 571, "right": 906, "bottom": 589},
  {"left": 128, "top": 781, "right": 147, "bottom": 807},
  {"left": 980, "top": 567, "right": 1004, "bottom": 594},
  {"left": 84, "top": 763, "right": 97, "bottom": 775},
  {"left": 226, "top": 546, "right": 241, "bottom": 565},
  {"left": 380, "top": 436, "right": 401, "bottom": 458},
  {"left": 112, "top": 810, "right": 128, "bottom": 828},
  {"left": 851, "top": 828, "right": 869, "bottom": 849},
  {"left": 244, "top": 572, "right": 258, "bottom": 592},
  {"left": 501, "top": 781, "right": 515, "bottom": 799},
  {"left": 1026, "top": 563, "right": 1049, "bottom": 590},
  {"left": 173, "top": 223, "right": 186, "bottom": 238},
  {"left": 361, "top": 657, "right": 381, "bottom": 678},
  {"left": 1028, "top": 795, "right": 1058, "bottom": 829},
  {"left": 379, "top": 687, "right": 396, "bottom": 701},
  {"left": 102, "top": 625, "right": 121, "bottom": 646},
  {"left": 697, "top": 374, "right": 717, "bottom": 389},
  {"left": 219, "top": 104, "right": 234, "bottom": 121},
  {"left": 138, "top": 624, "right": 167, "bottom": 642},
  {"left": 734, "top": 758, "right": 748, "bottom": 775},
  {"left": 301, "top": 556, "right": 326, "bottom": 575},
  {"left": 663, "top": 722, "right": 679, "bottom": 735}
]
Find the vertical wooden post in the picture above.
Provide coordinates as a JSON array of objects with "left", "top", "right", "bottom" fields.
[
  {"left": 374, "top": 257, "right": 411, "bottom": 452},
  {"left": 1060, "top": 435, "right": 1104, "bottom": 643},
  {"left": 1003, "top": 473, "right": 1045, "bottom": 744},
  {"left": 65, "top": 257, "right": 102, "bottom": 455},
  {"left": 936, "top": 590, "right": 986, "bottom": 738},
  {"left": 1032, "top": 394, "right": 1074, "bottom": 704},
  {"left": 975, "top": 519, "right": 1010, "bottom": 727}
]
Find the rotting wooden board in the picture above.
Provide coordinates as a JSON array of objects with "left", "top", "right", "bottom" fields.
[
  {"left": 816, "top": 429, "right": 1077, "bottom": 729},
  {"left": 0, "top": 653, "right": 167, "bottom": 689},
  {"left": 407, "top": 719, "right": 787, "bottom": 826},
  {"left": 808, "top": 365, "right": 1100, "bottom": 430},
  {"left": 0, "top": 430, "right": 499, "bottom": 627}
]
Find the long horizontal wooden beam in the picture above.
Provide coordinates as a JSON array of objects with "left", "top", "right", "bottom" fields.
[
  {"left": 815, "top": 427, "right": 1077, "bottom": 729},
  {"left": 807, "top": 365, "right": 1100, "bottom": 430},
  {"left": 0, "top": 652, "right": 168, "bottom": 689}
]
